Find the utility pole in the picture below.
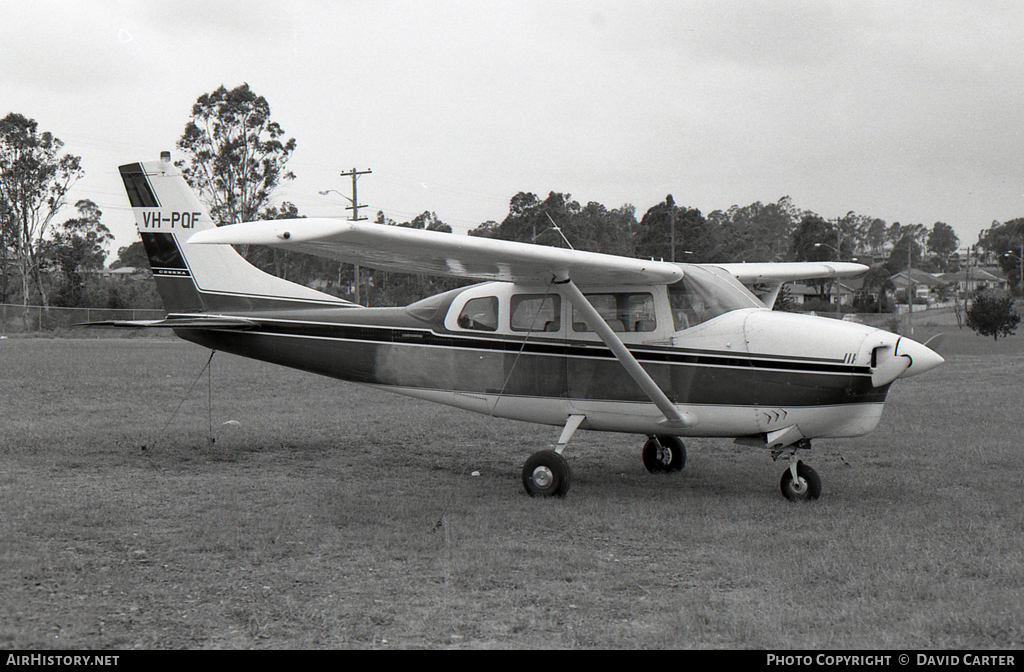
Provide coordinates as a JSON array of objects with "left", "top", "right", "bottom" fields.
[
  {"left": 339, "top": 168, "right": 372, "bottom": 221},
  {"left": 670, "top": 207, "right": 676, "bottom": 262},
  {"left": 965, "top": 246, "right": 972, "bottom": 311},
  {"left": 320, "top": 167, "right": 371, "bottom": 305},
  {"left": 907, "top": 235, "right": 914, "bottom": 336}
]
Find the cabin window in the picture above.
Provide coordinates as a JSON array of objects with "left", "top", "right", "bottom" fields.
[
  {"left": 457, "top": 296, "right": 499, "bottom": 331},
  {"left": 572, "top": 293, "right": 656, "bottom": 333},
  {"left": 511, "top": 294, "right": 561, "bottom": 332}
]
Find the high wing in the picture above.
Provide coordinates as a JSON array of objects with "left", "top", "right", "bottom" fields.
[
  {"left": 712, "top": 261, "right": 869, "bottom": 307},
  {"left": 188, "top": 218, "right": 683, "bottom": 287}
]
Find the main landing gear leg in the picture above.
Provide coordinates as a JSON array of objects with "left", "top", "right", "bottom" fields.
[
  {"left": 521, "top": 415, "right": 584, "bottom": 498},
  {"left": 774, "top": 439, "right": 822, "bottom": 502}
]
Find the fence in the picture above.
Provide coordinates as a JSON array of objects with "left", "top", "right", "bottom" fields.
[{"left": 0, "top": 303, "right": 165, "bottom": 334}]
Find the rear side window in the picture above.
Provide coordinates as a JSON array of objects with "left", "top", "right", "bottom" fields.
[
  {"left": 457, "top": 297, "right": 498, "bottom": 331},
  {"left": 511, "top": 295, "right": 560, "bottom": 332},
  {"left": 572, "top": 293, "right": 656, "bottom": 333}
]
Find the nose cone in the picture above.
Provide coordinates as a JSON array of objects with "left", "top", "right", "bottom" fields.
[{"left": 897, "top": 336, "right": 944, "bottom": 378}]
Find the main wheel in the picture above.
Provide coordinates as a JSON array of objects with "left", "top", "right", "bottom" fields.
[
  {"left": 642, "top": 435, "right": 686, "bottom": 473},
  {"left": 522, "top": 450, "right": 571, "bottom": 497},
  {"left": 780, "top": 461, "right": 822, "bottom": 501}
]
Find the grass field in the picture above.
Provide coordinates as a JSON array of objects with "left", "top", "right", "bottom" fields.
[{"left": 1, "top": 324, "right": 1022, "bottom": 649}]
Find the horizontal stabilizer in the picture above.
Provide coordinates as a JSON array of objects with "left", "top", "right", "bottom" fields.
[{"left": 80, "top": 315, "right": 259, "bottom": 330}]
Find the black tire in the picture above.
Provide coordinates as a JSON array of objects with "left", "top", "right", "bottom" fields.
[
  {"left": 780, "top": 461, "right": 822, "bottom": 501},
  {"left": 522, "top": 450, "right": 571, "bottom": 497},
  {"left": 642, "top": 435, "right": 686, "bottom": 473}
]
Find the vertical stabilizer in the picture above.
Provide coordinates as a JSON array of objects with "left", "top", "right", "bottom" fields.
[{"left": 119, "top": 154, "right": 351, "bottom": 313}]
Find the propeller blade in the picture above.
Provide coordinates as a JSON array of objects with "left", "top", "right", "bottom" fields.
[
  {"left": 923, "top": 333, "right": 945, "bottom": 351},
  {"left": 871, "top": 354, "right": 912, "bottom": 387}
]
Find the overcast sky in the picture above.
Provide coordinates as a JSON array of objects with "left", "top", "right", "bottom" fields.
[{"left": 4, "top": 0, "right": 1022, "bottom": 258}]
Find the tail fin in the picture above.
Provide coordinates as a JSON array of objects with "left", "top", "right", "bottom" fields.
[{"left": 119, "top": 153, "right": 351, "bottom": 313}]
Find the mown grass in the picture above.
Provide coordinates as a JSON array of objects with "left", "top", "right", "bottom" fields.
[{"left": 1, "top": 329, "right": 1022, "bottom": 649}]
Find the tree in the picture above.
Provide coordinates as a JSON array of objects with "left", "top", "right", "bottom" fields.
[
  {"left": 400, "top": 211, "right": 452, "bottom": 233},
  {"left": 790, "top": 214, "right": 840, "bottom": 299},
  {"left": 706, "top": 197, "right": 799, "bottom": 262},
  {"left": 562, "top": 201, "right": 636, "bottom": 256},
  {"left": 978, "top": 218, "right": 1024, "bottom": 296},
  {"left": 927, "top": 221, "right": 960, "bottom": 272},
  {"left": 111, "top": 241, "right": 151, "bottom": 270},
  {"left": 468, "top": 220, "right": 499, "bottom": 238},
  {"left": 886, "top": 223, "right": 927, "bottom": 273},
  {"left": 885, "top": 222, "right": 904, "bottom": 249},
  {"left": 0, "top": 112, "right": 83, "bottom": 305},
  {"left": 175, "top": 83, "right": 297, "bottom": 226},
  {"left": 470, "top": 191, "right": 585, "bottom": 249},
  {"left": 43, "top": 199, "right": 112, "bottom": 307},
  {"left": 791, "top": 214, "right": 836, "bottom": 262},
  {"left": 860, "top": 216, "right": 888, "bottom": 255},
  {"left": 633, "top": 195, "right": 715, "bottom": 261},
  {"left": 857, "top": 265, "right": 897, "bottom": 313},
  {"left": 966, "top": 292, "right": 1020, "bottom": 340}
]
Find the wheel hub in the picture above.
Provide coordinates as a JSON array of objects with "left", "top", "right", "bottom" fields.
[{"left": 531, "top": 466, "right": 554, "bottom": 489}]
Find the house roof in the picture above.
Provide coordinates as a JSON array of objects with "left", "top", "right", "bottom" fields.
[
  {"left": 939, "top": 267, "right": 1007, "bottom": 283},
  {"left": 889, "top": 268, "right": 947, "bottom": 288}
]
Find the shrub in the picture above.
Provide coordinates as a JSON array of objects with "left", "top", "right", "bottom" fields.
[{"left": 966, "top": 292, "right": 1021, "bottom": 341}]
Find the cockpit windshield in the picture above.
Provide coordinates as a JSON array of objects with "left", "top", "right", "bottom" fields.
[{"left": 668, "top": 264, "right": 765, "bottom": 331}]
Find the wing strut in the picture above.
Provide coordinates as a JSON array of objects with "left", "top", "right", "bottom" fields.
[{"left": 555, "top": 276, "right": 696, "bottom": 430}]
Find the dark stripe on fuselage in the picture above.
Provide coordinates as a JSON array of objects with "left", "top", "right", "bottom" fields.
[
  {"left": 177, "top": 318, "right": 888, "bottom": 408},
  {"left": 201, "top": 318, "right": 867, "bottom": 374}
]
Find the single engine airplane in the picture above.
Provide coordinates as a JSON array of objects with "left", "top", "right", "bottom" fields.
[{"left": 97, "top": 153, "right": 943, "bottom": 501}]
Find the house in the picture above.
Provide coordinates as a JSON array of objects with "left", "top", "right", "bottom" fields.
[
  {"left": 783, "top": 281, "right": 859, "bottom": 307},
  {"left": 91, "top": 266, "right": 150, "bottom": 280},
  {"left": 938, "top": 267, "right": 1008, "bottom": 295},
  {"left": 889, "top": 268, "right": 948, "bottom": 301}
]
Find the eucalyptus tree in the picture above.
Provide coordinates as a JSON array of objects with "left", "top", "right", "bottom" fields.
[
  {"left": 706, "top": 197, "right": 799, "bottom": 262},
  {"left": 0, "top": 112, "right": 83, "bottom": 305},
  {"left": 44, "top": 199, "right": 112, "bottom": 307},
  {"left": 634, "top": 195, "right": 714, "bottom": 262},
  {"left": 175, "top": 83, "right": 297, "bottom": 226}
]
